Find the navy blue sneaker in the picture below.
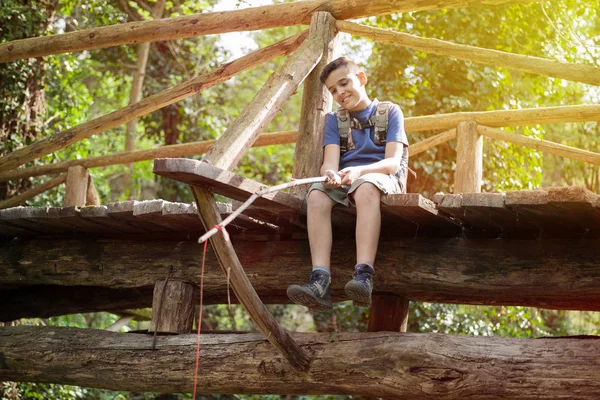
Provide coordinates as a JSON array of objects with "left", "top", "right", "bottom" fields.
[
  {"left": 344, "top": 263, "right": 374, "bottom": 307},
  {"left": 287, "top": 270, "right": 332, "bottom": 311}
]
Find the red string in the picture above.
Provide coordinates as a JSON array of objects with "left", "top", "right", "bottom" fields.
[
  {"left": 192, "top": 240, "right": 208, "bottom": 399},
  {"left": 213, "top": 224, "right": 230, "bottom": 241}
]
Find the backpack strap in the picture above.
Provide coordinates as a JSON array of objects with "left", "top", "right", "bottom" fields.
[
  {"left": 336, "top": 108, "right": 355, "bottom": 154},
  {"left": 370, "top": 101, "right": 392, "bottom": 146}
]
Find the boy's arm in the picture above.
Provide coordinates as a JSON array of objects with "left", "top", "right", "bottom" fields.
[
  {"left": 321, "top": 144, "right": 342, "bottom": 187},
  {"left": 339, "top": 142, "right": 405, "bottom": 185}
]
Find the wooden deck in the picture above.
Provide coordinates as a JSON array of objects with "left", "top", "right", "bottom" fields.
[{"left": 1, "top": 163, "right": 599, "bottom": 240}]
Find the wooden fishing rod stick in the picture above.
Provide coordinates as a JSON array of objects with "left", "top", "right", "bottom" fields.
[{"left": 198, "top": 175, "right": 327, "bottom": 243}]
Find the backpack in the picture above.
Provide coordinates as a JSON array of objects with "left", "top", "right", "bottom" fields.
[{"left": 335, "top": 100, "right": 393, "bottom": 154}]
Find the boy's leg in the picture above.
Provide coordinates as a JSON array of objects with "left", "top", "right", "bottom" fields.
[
  {"left": 287, "top": 188, "right": 337, "bottom": 310},
  {"left": 343, "top": 182, "right": 380, "bottom": 307},
  {"left": 352, "top": 182, "right": 381, "bottom": 265},
  {"left": 307, "top": 189, "right": 336, "bottom": 268}
]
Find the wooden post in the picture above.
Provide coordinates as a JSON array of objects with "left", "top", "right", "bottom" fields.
[
  {"left": 291, "top": 11, "right": 337, "bottom": 198},
  {"left": 454, "top": 120, "right": 482, "bottom": 193},
  {"left": 149, "top": 280, "right": 195, "bottom": 334},
  {"left": 368, "top": 294, "right": 409, "bottom": 332},
  {"left": 64, "top": 166, "right": 89, "bottom": 207}
]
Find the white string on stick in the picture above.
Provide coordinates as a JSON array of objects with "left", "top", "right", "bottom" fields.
[{"left": 198, "top": 175, "right": 327, "bottom": 244}]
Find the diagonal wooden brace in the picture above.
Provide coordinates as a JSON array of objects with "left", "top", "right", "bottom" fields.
[{"left": 192, "top": 187, "right": 310, "bottom": 371}]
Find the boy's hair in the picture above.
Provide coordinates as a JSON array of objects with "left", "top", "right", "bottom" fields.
[{"left": 319, "top": 57, "right": 361, "bottom": 84}]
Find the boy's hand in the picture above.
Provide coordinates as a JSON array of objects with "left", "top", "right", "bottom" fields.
[
  {"left": 323, "top": 169, "right": 342, "bottom": 188},
  {"left": 339, "top": 166, "right": 362, "bottom": 185}
]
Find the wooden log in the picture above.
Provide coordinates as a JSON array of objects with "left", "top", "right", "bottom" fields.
[
  {"left": 406, "top": 104, "right": 600, "bottom": 132},
  {"left": 291, "top": 11, "right": 337, "bottom": 198},
  {"left": 408, "top": 128, "right": 456, "bottom": 157},
  {"left": 0, "top": 174, "right": 66, "bottom": 210},
  {"left": 478, "top": 125, "right": 600, "bottom": 165},
  {"left": 149, "top": 279, "right": 195, "bottom": 334},
  {"left": 0, "top": 131, "right": 298, "bottom": 182},
  {"left": 2, "top": 326, "right": 600, "bottom": 399},
  {"left": 337, "top": 20, "right": 600, "bottom": 87},
  {"left": 64, "top": 166, "right": 89, "bottom": 207},
  {"left": 0, "top": 32, "right": 308, "bottom": 172},
  {"left": 3, "top": 237, "right": 600, "bottom": 312},
  {"left": 454, "top": 121, "right": 482, "bottom": 193},
  {"left": 0, "top": 0, "right": 546, "bottom": 63},
  {"left": 368, "top": 294, "right": 409, "bottom": 332}
]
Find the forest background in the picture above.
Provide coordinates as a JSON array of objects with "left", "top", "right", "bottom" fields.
[{"left": 1, "top": 0, "right": 599, "bottom": 398}]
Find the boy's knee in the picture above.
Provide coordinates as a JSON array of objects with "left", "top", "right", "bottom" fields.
[
  {"left": 307, "top": 189, "right": 335, "bottom": 211},
  {"left": 352, "top": 183, "right": 381, "bottom": 206}
]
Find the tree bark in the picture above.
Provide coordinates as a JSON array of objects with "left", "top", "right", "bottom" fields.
[
  {"left": 0, "top": 31, "right": 308, "bottom": 172},
  {"left": 1, "top": 326, "right": 599, "bottom": 399},
  {"left": 2, "top": 237, "right": 600, "bottom": 314},
  {"left": 0, "top": 0, "right": 548, "bottom": 63}
]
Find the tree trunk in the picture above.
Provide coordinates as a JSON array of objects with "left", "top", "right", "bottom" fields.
[{"left": 1, "top": 326, "right": 599, "bottom": 399}]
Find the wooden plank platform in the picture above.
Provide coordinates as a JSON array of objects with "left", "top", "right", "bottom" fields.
[
  {"left": 0, "top": 200, "right": 276, "bottom": 239},
  {"left": 1, "top": 186, "right": 599, "bottom": 240}
]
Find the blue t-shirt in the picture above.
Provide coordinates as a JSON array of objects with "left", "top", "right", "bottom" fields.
[{"left": 323, "top": 99, "right": 409, "bottom": 189}]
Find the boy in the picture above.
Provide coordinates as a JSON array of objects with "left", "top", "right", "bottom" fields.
[{"left": 287, "top": 57, "right": 409, "bottom": 310}]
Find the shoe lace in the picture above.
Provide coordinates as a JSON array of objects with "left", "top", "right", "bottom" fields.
[{"left": 353, "top": 267, "right": 373, "bottom": 285}]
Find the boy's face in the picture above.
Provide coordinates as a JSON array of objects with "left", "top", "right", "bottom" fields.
[{"left": 324, "top": 66, "right": 370, "bottom": 112}]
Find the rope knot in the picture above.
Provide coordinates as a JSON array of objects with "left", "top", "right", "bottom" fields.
[{"left": 212, "top": 224, "right": 230, "bottom": 242}]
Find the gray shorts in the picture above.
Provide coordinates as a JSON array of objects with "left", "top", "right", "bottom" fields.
[{"left": 307, "top": 173, "right": 404, "bottom": 207}]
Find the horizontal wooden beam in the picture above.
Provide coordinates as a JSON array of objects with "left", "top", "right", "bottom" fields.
[
  {"left": 0, "top": 31, "right": 307, "bottom": 172},
  {"left": 0, "top": 131, "right": 298, "bottom": 182},
  {"left": 408, "top": 128, "right": 456, "bottom": 156},
  {"left": 406, "top": 104, "right": 600, "bottom": 132},
  {"left": 478, "top": 125, "right": 600, "bottom": 165},
  {"left": 2, "top": 326, "right": 599, "bottom": 399},
  {"left": 2, "top": 237, "right": 600, "bottom": 314},
  {"left": 0, "top": 0, "right": 546, "bottom": 63},
  {"left": 337, "top": 20, "right": 600, "bottom": 86},
  {"left": 0, "top": 174, "right": 66, "bottom": 209}
]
